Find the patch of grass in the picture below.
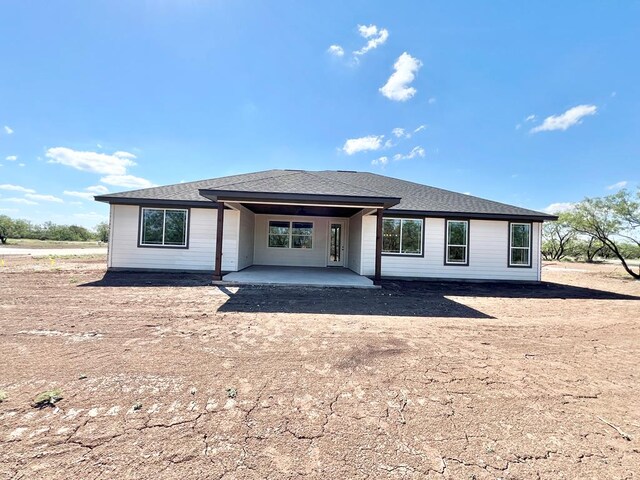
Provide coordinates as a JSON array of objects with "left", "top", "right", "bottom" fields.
[
  {"left": 2, "top": 239, "right": 104, "bottom": 249},
  {"left": 226, "top": 387, "right": 237, "bottom": 399},
  {"left": 69, "top": 277, "right": 79, "bottom": 284},
  {"left": 32, "top": 388, "right": 63, "bottom": 408},
  {"left": 0, "top": 391, "right": 7, "bottom": 403}
]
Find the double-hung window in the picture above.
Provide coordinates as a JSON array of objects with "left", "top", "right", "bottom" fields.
[
  {"left": 140, "top": 208, "right": 188, "bottom": 247},
  {"left": 445, "top": 220, "right": 469, "bottom": 264},
  {"left": 509, "top": 222, "right": 532, "bottom": 267},
  {"left": 382, "top": 218, "right": 423, "bottom": 255},
  {"left": 268, "top": 221, "right": 313, "bottom": 249}
]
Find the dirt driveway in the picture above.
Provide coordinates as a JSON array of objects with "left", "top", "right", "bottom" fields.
[{"left": 1, "top": 256, "right": 639, "bottom": 479}]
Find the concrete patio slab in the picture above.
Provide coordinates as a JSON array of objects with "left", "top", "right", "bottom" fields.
[{"left": 219, "top": 265, "right": 377, "bottom": 288}]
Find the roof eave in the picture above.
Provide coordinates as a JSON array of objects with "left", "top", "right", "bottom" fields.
[
  {"left": 94, "top": 196, "right": 219, "bottom": 209},
  {"left": 386, "top": 209, "right": 558, "bottom": 222},
  {"left": 198, "top": 189, "right": 401, "bottom": 208}
]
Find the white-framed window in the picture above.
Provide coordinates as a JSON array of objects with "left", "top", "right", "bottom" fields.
[
  {"left": 509, "top": 222, "right": 532, "bottom": 267},
  {"left": 445, "top": 220, "right": 469, "bottom": 264},
  {"left": 268, "top": 220, "right": 313, "bottom": 249},
  {"left": 382, "top": 218, "right": 423, "bottom": 255},
  {"left": 140, "top": 207, "right": 188, "bottom": 247}
]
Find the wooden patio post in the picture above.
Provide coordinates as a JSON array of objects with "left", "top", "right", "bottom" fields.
[
  {"left": 213, "top": 201, "right": 224, "bottom": 281},
  {"left": 374, "top": 207, "right": 383, "bottom": 284}
]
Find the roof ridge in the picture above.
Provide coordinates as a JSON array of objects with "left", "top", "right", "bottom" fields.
[
  {"left": 199, "top": 169, "right": 296, "bottom": 190},
  {"left": 100, "top": 169, "right": 283, "bottom": 197},
  {"left": 307, "top": 171, "right": 387, "bottom": 197}
]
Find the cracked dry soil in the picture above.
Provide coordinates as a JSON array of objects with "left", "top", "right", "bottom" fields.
[{"left": 0, "top": 256, "right": 639, "bottom": 479}]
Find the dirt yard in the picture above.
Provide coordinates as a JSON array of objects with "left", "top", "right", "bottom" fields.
[{"left": 0, "top": 256, "right": 638, "bottom": 479}]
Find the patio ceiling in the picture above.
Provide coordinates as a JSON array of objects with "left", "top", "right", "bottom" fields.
[{"left": 241, "top": 203, "right": 362, "bottom": 217}]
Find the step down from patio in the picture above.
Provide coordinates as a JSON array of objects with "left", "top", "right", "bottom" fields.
[{"left": 216, "top": 265, "right": 378, "bottom": 289}]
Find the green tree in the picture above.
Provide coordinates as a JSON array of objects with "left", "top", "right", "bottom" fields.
[
  {"left": 94, "top": 221, "right": 109, "bottom": 243},
  {"left": 567, "top": 188, "right": 640, "bottom": 279},
  {"left": 541, "top": 213, "right": 576, "bottom": 261},
  {"left": 574, "top": 237, "right": 607, "bottom": 263}
]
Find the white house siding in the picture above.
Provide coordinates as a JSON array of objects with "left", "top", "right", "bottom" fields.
[
  {"left": 237, "top": 206, "right": 255, "bottom": 270},
  {"left": 108, "top": 204, "right": 239, "bottom": 272},
  {"left": 347, "top": 211, "right": 363, "bottom": 274},
  {"left": 361, "top": 215, "right": 541, "bottom": 281},
  {"left": 253, "top": 214, "right": 336, "bottom": 267}
]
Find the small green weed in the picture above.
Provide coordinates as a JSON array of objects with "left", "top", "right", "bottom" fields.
[{"left": 32, "top": 389, "right": 63, "bottom": 408}]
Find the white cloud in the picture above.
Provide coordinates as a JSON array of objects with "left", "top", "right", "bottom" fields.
[
  {"left": 607, "top": 180, "right": 628, "bottom": 190},
  {"left": 379, "top": 52, "right": 422, "bottom": 102},
  {"left": 45, "top": 147, "right": 137, "bottom": 175},
  {"left": 525, "top": 114, "right": 536, "bottom": 122},
  {"left": 25, "top": 193, "right": 64, "bottom": 203},
  {"left": 327, "top": 45, "right": 344, "bottom": 57},
  {"left": 86, "top": 185, "right": 109, "bottom": 194},
  {"left": 428, "top": 97, "right": 436, "bottom": 104},
  {"left": 5, "top": 155, "right": 17, "bottom": 161},
  {"left": 353, "top": 24, "right": 389, "bottom": 56},
  {"left": 0, "top": 197, "right": 38, "bottom": 205},
  {"left": 0, "top": 184, "right": 36, "bottom": 193},
  {"left": 530, "top": 105, "right": 597, "bottom": 133},
  {"left": 391, "top": 127, "right": 412, "bottom": 139},
  {"left": 543, "top": 202, "right": 574, "bottom": 214},
  {"left": 63, "top": 190, "right": 95, "bottom": 200},
  {"left": 384, "top": 139, "right": 395, "bottom": 149},
  {"left": 413, "top": 125, "right": 426, "bottom": 133},
  {"left": 64, "top": 184, "right": 110, "bottom": 201},
  {"left": 18, "top": 163, "right": 25, "bottom": 167},
  {"left": 393, "top": 146, "right": 425, "bottom": 161},
  {"left": 371, "top": 156, "right": 389, "bottom": 167},
  {"left": 515, "top": 124, "right": 522, "bottom": 130},
  {"left": 342, "top": 135, "right": 384, "bottom": 155},
  {"left": 4, "top": 126, "right": 13, "bottom": 135},
  {"left": 100, "top": 174, "right": 154, "bottom": 189}
]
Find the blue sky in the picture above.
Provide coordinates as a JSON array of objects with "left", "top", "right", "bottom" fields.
[{"left": 1, "top": 1, "right": 638, "bottom": 228}]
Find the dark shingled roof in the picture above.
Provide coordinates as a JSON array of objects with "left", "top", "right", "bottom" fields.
[{"left": 95, "top": 169, "right": 556, "bottom": 221}]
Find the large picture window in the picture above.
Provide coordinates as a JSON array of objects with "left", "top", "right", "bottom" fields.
[
  {"left": 509, "top": 222, "right": 532, "bottom": 267},
  {"left": 268, "top": 220, "right": 313, "bottom": 249},
  {"left": 382, "top": 218, "right": 423, "bottom": 255},
  {"left": 445, "top": 220, "right": 469, "bottom": 264},
  {"left": 140, "top": 208, "right": 188, "bottom": 247}
]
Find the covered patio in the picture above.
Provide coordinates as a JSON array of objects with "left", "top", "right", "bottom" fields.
[
  {"left": 219, "top": 265, "right": 377, "bottom": 288},
  {"left": 198, "top": 179, "right": 402, "bottom": 284}
]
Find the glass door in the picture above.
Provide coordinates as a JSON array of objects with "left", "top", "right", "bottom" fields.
[{"left": 328, "top": 221, "right": 345, "bottom": 266}]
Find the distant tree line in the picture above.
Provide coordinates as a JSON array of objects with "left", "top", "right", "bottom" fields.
[
  {"left": 0, "top": 215, "right": 109, "bottom": 244},
  {"left": 542, "top": 188, "right": 640, "bottom": 279}
]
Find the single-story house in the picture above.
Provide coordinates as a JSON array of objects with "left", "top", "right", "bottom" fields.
[{"left": 95, "top": 169, "right": 557, "bottom": 284}]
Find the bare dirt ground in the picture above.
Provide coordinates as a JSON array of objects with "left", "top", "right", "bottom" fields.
[{"left": 1, "top": 256, "right": 639, "bottom": 479}]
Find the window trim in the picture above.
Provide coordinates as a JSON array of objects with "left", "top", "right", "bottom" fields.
[
  {"left": 508, "top": 221, "right": 533, "bottom": 268},
  {"left": 381, "top": 216, "right": 425, "bottom": 257},
  {"left": 267, "top": 219, "right": 315, "bottom": 250},
  {"left": 138, "top": 206, "right": 190, "bottom": 249},
  {"left": 444, "top": 219, "right": 470, "bottom": 266}
]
